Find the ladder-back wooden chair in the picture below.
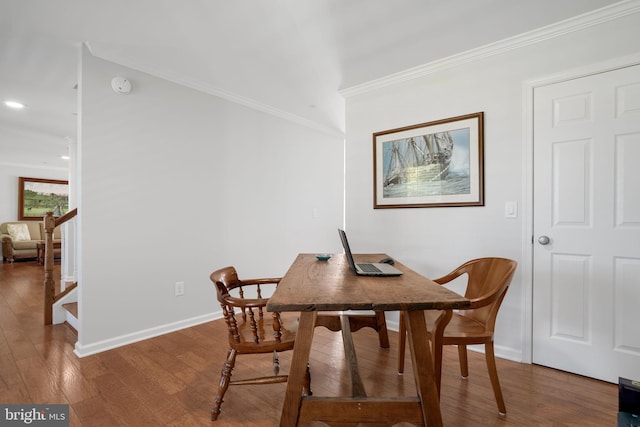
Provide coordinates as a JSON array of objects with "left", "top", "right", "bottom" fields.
[
  {"left": 398, "top": 257, "right": 517, "bottom": 415},
  {"left": 210, "top": 266, "right": 311, "bottom": 421}
]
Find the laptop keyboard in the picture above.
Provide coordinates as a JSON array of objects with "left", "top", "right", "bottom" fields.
[{"left": 358, "top": 263, "right": 382, "bottom": 273}]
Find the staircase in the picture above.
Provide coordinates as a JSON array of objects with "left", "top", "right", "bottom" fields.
[
  {"left": 43, "top": 209, "right": 78, "bottom": 331},
  {"left": 62, "top": 302, "right": 78, "bottom": 334}
]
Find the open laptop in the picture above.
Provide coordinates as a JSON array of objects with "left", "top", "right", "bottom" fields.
[{"left": 338, "top": 228, "right": 403, "bottom": 276}]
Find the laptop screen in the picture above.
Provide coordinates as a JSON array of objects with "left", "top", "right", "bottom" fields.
[{"left": 338, "top": 228, "right": 358, "bottom": 273}]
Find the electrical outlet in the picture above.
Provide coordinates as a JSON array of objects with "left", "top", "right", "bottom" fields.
[{"left": 175, "top": 281, "right": 185, "bottom": 296}]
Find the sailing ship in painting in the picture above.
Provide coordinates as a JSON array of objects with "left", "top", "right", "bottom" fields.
[
  {"left": 382, "top": 129, "right": 470, "bottom": 198},
  {"left": 384, "top": 132, "right": 454, "bottom": 186}
]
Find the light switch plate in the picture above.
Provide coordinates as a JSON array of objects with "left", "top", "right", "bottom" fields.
[{"left": 505, "top": 201, "right": 518, "bottom": 218}]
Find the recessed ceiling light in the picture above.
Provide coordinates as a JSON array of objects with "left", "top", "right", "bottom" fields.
[
  {"left": 61, "top": 155, "right": 70, "bottom": 160},
  {"left": 4, "top": 100, "right": 25, "bottom": 109}
]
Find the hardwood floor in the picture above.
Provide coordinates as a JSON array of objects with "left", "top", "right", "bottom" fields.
[{"left": 0, "top": 261, "right": 618, "bottom": 426}]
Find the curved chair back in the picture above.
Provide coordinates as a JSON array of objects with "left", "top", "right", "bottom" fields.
[{"left": 447, "top": 257, "right": 517, "bottom": 334}]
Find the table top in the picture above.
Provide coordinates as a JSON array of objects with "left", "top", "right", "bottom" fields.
[{"left": 267, "top": 253, "right": 470, "bottom": 313}]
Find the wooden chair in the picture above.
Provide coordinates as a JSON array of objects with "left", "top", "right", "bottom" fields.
[
  {"left": 397, "top": 257, "right": 517, "bottom": 415},
  {"left": 209, "top": 266, "right": 311, "bottom": 421}
]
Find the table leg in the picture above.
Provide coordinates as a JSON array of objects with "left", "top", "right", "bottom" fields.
[
  {"left": 279, "top": 311, "right": 316, "bottom": 427},
  {"left": 404, "top": 310, "right": 443, "bottom": 427}
]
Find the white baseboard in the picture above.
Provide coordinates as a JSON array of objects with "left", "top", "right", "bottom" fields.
[
  {"left": 73, "top": 310, "right": 223, "bottom": 358},
  {"left": 383, "top": 318, "right": 523, "bottom": 363},
  {"left": 494, "top": 344, "right": 523, "bottom": 363},
  {"left": 72, "top": 310, "right": 524, "bottom": 364},
  {"left": 459, "top": 343, "right": 523, "bottom": 364}
]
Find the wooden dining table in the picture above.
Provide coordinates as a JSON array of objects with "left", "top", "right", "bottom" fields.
[{"left": 266, "top": 253, "right": 471, "bottom": 426}]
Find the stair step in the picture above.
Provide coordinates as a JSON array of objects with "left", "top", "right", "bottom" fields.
[
  {"left": 62, "top": 302, "right": 78, "bottom": 334},
  {"left": 62, "top": 302, "right": 78, "bottom": 318},
  {"left": 64, "top": 321, "right": 78, "bottom": 336}
]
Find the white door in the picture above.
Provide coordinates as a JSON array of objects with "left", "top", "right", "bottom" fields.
[{"left": 532, "top": 64, "right": 640, "bottom": 383}]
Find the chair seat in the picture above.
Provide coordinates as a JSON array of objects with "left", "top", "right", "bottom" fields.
[
  {"left": 425, "top": 311, "right": 492, "bottom": 344},
  {"left": 228, "top": 311, "right": 298, "bottom": 352}
]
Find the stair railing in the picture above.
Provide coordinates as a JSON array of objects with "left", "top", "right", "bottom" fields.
[{"left": 44, "top": 209, "right": 78, "bottom": 325}]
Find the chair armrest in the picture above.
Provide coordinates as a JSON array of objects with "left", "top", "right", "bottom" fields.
[
  {"left": 433, "top": 269, "right": 465, "bottom": 285},
  {"left": 240, "top": 277, "right": 282, "bottom": 286},
  {"left": 467, "top": 289, "right": 505, "bottom": 309},
  {"left": 433, "top": 269, "right": 500, "bottom": 308},
  {"left": 222, "top": 295, "right": 270, "bottom": 310},
  {"left": 1, "top": 234, "right": 14, "bottom": 259},
  {"left": 433, "top": 278, "right": 502, "bottom": 309}
]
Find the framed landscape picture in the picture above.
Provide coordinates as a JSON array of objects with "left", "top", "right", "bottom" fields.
[
  {"left": 18, "top": 177, "right": 69, "bottom": 220},
  {"left": 373, "top": 112, "right": 484, "bottom": 209}
]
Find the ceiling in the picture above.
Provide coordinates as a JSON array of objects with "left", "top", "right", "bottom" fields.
[{"left": 0, "top": 0, "right": 621, "bottom": 170}]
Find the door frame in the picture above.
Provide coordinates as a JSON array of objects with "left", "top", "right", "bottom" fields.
[{"left": 521, "top": 53, "right": 640, "bottom": 364}]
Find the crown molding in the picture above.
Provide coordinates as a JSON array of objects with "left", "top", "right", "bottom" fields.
[
  {"left": 87, "top": 49, "right": 345, "bottom": 139},
  {"left": 0, "top": 161, "right": 68, "bottom": 171},
  {"left": 340, "top": 0, "right": 640, "bottom": 98}
]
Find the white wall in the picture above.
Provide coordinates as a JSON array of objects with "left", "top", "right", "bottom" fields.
[
  {"left": 344, "top": 10, "right": 640, "bottom": 361},
  {"left": 0, "top": 164, "right": 68, "bottom": 223},
  {"left": 76, "top": 47, "right": 344, "bottom": 355}
]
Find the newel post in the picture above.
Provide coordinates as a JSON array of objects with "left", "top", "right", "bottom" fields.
[{"left": 43, "top": 212, "right": 56, "bottom": 325}]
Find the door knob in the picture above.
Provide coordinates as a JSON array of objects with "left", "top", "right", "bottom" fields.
[{"left": 538, "top": 235, "right": 551, "bottom": 245}]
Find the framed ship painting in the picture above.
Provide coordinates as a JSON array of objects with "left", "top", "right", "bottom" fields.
[
  {"left": 373, "top": 112, "right": 484, "bottom": 209},
  {"left": 18, "top": 177, "right": 69, "bottom": 220}
]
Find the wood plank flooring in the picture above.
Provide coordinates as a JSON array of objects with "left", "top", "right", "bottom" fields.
[{"left": 0, "top": 260, "right": 618, "bottom": 426}]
